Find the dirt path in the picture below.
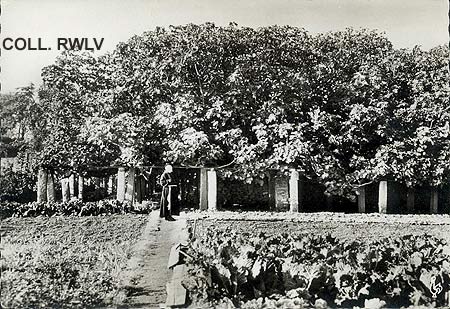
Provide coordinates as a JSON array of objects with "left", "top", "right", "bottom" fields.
[{"left": 114, "top": 211, "right": 189, "bottom": 309}]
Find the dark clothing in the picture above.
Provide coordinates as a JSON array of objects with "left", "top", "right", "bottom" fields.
[{"left": 159, "top": 172, "right": 179, "bottom": 218}]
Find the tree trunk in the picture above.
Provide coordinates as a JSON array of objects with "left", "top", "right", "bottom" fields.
[{"left": 37, "top": 168, "right": 48, "bottom": 203}]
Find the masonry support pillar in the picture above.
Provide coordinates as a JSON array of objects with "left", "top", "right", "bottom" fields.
[
  {"left": 289, "top": 169, "right": 299, "bottom": 212},
  {"left": 78, "top": 175, "right": 84, "bottom": 200},
  {"left": 274, "top": 175, "right": 290, "bottom": 211},
  {"left": 68, "top": 174, "right": 76, "bottom": 199},
  {"left": 199, "top": 168, "right": 208, "bottom": 210},
  {"left": 107, "top": 176, "right": 114, "bottom": 195},
  {"left": 37, "top": 167, "right": 48, "bottom": 203},
  {"left": 406, "top": 187, "right": 415, "bottom": 213},
  {"left": 136, "top": 173, "right": 143, "bottom": 204},
  {"left": 326, "top": 194, "right": 333, "bottom": 211},
  {"left": 61, "top": 178, "right": 70, "bottom": 202},
  {"left": 117, "top": 167, "right": 126, "bottom": 202},
  {"left": 125, "top": 167, "right": 136, "bottom": 204},
  {"left": 46, "top": 171, "right": 55, "bottom": 203},
  {"left": 267, "top": 171, "right": 276, "bottom": 210},
  {"left": 430, "top": 188, "right": 439, "bottom": 214},
  {"left": 378, "top": 180, "right": 388, "bottom": 214},
  {"left": 207, "top": 169, "right": 217, "bottom": 211},
  {"left": 357, "top": 186, "right": 366, "bottom": 213}
]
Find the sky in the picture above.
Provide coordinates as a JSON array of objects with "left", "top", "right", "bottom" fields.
[{"left": 0, "top": 0, "right": 448, "bottom": 93}]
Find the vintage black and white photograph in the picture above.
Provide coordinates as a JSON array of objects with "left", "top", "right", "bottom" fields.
[{"left": 1, "top": 0, "right": 449, "bottom": 308}]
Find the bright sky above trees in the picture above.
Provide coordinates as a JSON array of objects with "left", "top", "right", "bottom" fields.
[{"left": 1, "top": 0, "right": 448, "bottom": 93}]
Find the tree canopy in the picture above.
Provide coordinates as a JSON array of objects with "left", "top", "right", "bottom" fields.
[{"left": 6, "top": 23, "right": 448, "bottom": 197}]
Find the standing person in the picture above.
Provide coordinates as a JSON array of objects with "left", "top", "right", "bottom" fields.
[{"left": 159, "top": 164, "right": 177, "bottom": 220}]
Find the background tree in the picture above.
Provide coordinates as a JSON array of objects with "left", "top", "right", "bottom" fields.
[{"left": 29, "top": 23, "right": 449, "bottom": 199}]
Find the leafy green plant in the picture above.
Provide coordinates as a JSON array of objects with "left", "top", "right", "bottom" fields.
[
  {"left": 0, "top": 167, "right": 36, "bottom": 203},
  {"left": 0, "top": 199, "right": 152, "bottom": 219},
  {"left": 185, "top": 228, "right": 450, "bottom": 308},
  {"left": 1, "top": 214, "right": 146, "bottom": 308}
]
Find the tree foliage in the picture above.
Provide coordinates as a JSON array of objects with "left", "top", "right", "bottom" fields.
[{"left": 15, "top": 23, "right": 449, "bottom": 197}]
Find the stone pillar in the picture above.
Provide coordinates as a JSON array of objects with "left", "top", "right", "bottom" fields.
[
  {"left": 430, "top": 188, "right": 439, "bottom": 214},
  {"left": 275, "top": 176, "right": 290, "bottom": 211},
  {"left": 326, "top": 195, "right": 334, "bottom": 211},
  {"left": 357, "top": 186, "right": 366, "bottom": 213},
  {"left": 378, "top": 180, "right": 388, "bottom": 214},
  {"left": 117, "top": 167, "right": 126, "bottom": 202},
  {"left": 125, "top": 167, "right": 136, "bottom": 203},
  {"left": 78, "top": 175, "right": 84, "bottom": 200},
  {"left": 68, "top": 174, "right": 76, "bottom": 199},
  {"left": 136, "top": 175, "right": 143, "bottom": 204},
  {"left": 289, "top": 169, "right": 299, "bottom": 212},
  {"left": 61, "top": 178, "right": 70, "bottom": 202},
  {"left": 406, "top": 187, "right": 415, "bottom": 213},
  {"left": 107, "top": 176, "right": 114, "bottom": 195},
  {"left": 207, "top": 169, "right": 217, "bottom": 211},
  {"left": 37, "top": 168, "right": 48, "bottom": 203},
  {"left": 46, "top": 172, "right": 55, "bottom": 202},
  {"left": 179, "top": 174, "right": 185, "bottom": 204},
  {"left": 267, "top": 171, "right": 276, "bottom": 210},
  {"left": 199, "top": 168, "right": 208, "bottom": 210}
]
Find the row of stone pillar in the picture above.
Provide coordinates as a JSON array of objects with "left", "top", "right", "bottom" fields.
[
  {"left": 37, "top": 168, "right": 56, "bottom": 203},
  {"left": 283, "top": 172, "right": 442, "bottom": 214},
  {"left": 37, "top": 169, "right": 86, "bottom": 203},
  {"left": 37, "top": 167, "right": 144, "bottom": 204},
  {"left": 37, "top": 168, "right": 114, "bottom": 203},
  {"left": 37, "top": 167, "right": 443, "bottom": 213},
  {"left": 358, "top": 180, "right": 440, "bottom": 214}
]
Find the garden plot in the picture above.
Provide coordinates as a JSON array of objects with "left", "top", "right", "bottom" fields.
[
  {"left": 191, "top": 211, "right": 450, "bottom": 243},
  {"left": 1, "top": 214, "right": 147, "bottom": 308},
  {"left": 184, "top": 212, "right": 450, "bottom": 308}
]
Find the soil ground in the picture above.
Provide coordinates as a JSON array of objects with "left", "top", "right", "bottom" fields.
[
  {"left": 1, "top": 214, "right": 148, "bottom": 308},
  {"left": 1, "top": 214, "right": 148, "bottom": 244},
  {"left": 190, "top": 211, "right": 450, "bottom": 243},
  {"left": 3, "top": 210, "right": 450, "bottom": 308}
]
